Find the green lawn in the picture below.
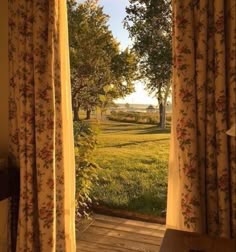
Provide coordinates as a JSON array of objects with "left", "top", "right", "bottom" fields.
[{"left": 91, "top": 120, "right": 170, "bottom": 216}]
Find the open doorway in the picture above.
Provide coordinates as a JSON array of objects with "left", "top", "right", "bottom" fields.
[{"left": 68, "top": 0, "right": 172, "bottom": 235}]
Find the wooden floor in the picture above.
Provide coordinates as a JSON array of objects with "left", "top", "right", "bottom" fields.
[{"left": 77, "top": 214, "right": 166, "bottom": 252}]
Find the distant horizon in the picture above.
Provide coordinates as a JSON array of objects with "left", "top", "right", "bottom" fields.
[
  {"left": 111, "top": 102, "right": 173, "bottom": 112},
  {"left": 115, "top": 82, "right": 158, "bottom": 105},
  {"left": 114, "top": 102, "right": 172, "bottom": 106},
  {"left": 114, "top": 101, "right": 157, "bottom": 106}
]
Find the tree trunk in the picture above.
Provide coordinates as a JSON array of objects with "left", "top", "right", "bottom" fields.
[
  {"left": 100, "top": 109, "right": 107, "bottom": 121},
  {"left": 159, "top": 102, "right": 166, "bottom": 129},
  {"left": 160, "top": 104, "right": 166, "bottom": 129},
  {"left": 86, "top": 110, "right": 91, "bottom": 120},
  {"left": 73, "top": 106, "right": 80, "bottom": 121},
  {"left": 158, "top": 81, "right": 171, "bottom": 129}
]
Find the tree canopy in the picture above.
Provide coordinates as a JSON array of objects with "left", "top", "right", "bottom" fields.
[
  {"left": 68, "top": 0, "right": 138, "bottom": 120},
  {"left": 125, "top": 0, "right": 172, "bottom": 127}
]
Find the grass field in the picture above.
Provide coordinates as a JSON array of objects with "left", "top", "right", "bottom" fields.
[{"left": 91, "top": 120, "right": 170, "bottom": 216}]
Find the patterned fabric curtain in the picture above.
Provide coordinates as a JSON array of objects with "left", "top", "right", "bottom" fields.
[
  {"left": 8, "top": 0, "right": 76, "bottom": 251},
  {"left": 167, "top": 0, "right": 236, "bottom": 238}
]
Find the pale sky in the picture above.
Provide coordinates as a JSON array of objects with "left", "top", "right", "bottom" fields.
[{"left": 78, "top": 0, "right": 157, "bottom": 105}]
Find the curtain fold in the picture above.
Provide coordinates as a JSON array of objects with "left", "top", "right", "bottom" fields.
[
  {"left": 8, "top": 0, "right": 76, "bottom": 251},
  {"left": 167, "top": 0, "right": 236, "bottom": 238}
]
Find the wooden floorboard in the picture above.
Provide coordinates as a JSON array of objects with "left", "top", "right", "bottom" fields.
[
  {"left": 77, "top": 214, "right": 165, "bottom": 252},
  {"left": 94, "top": 214, "right": 166, "bottom": 231},
  {"left": 80, "top": 226, "right": 163, "bottom": 245}
]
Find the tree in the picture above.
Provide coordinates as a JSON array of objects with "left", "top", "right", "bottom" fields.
[
  {"left": 125, "top": 0, "right": 172, "bottom": 128},
  {"left": 146, "top": 105, "right": 155, "bottom": 113},
  {"left": 68, "top": 0, "right": 138, "bottom": 120},
  {"left": 125, "top": 103, "right": 130, "bottom": 110}
]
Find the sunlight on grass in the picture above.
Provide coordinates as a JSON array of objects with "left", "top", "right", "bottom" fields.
[{"left": 91, "top": 120, "right": 170, "bottom": 216}]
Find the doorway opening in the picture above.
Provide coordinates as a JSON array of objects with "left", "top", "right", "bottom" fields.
[{"left": 68, "top": 0, "right": 172, "bottom": 225}]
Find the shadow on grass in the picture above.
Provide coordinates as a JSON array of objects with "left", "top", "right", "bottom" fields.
[
  {"left": 108, "top": 123, "right": 139, "bottom": 127},
  {"left": 102, "top": 122, "right": 145, "bottom": 130},
  {"left": 127, "top": 193, "right": 167, "bottom": 216},
  {"left": 101, "top": 123, "right": 171, "bottom": 135},
  {"left": 137, "top": 126, "right": 171, "bottom": 135},
  {"left": 95, "top": 192, "right": 167, "bottom": 217},
  {"left": 104, "top": 138, "right": 170, "bottom": 148}
]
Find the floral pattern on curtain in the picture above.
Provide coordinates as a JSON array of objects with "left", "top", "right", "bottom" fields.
[
  {"left": 167, "top": 0, "right": 236, "bottom": 238},
  {"left": 8, "top": 0, "right": 76, "bottom": 251}
]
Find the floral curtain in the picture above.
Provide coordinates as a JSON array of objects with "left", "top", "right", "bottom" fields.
[
  {"left": 167, "top": 0, "right": 236, "bottom": 238},
  {"left": 8, "top": 0, "right": 76, "bottom": 251}
]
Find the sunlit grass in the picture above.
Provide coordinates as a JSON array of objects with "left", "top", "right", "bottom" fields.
[{"left": 91, "top": 120, "right": 170, "bottom": 216}]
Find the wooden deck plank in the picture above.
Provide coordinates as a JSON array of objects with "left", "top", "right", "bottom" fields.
[
  {"left": 80, "top": 226, "right": 163, "bottom": 245},
  {"left": 92, "top": 219, "right": 165, "bottom": 237},
  {"left": 77, "top": 240, "right": 138, "bottom": 252},
  {"left": 94, "top": 214, "right": 166, "bottom": 231},
  {"left": 79, "top": 232, "right": 160, "bottom": 252},
  {"left": 77, "top": 214, "right": 165, "bottom": 252}
]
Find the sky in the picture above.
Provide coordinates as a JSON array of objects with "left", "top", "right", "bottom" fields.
[{"left": 78, "top": 0, "right": 157, "bottom": 105}]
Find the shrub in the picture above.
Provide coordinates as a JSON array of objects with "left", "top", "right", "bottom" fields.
[
  {"left": 74, "top": 121, "right": 99, "bottom": 217},
  {"left": 108, "top": 111, "right": 172, "bottom": 127},
  {"left": 108, "top": 111, "right": 159, "bottom": 125}
]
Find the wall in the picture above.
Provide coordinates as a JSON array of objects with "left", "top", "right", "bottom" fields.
[{"left": 0, "top": 0, "right": 9, "bottom": 251}]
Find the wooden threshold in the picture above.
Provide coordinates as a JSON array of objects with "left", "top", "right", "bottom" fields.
[{"left": 93, "top": 205, "right": 166, "bottom": 225}]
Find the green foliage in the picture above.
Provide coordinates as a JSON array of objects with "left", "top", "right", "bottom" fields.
[
  {"left": 91, "top": 121, "right": 170, "bottom": 216},
  {"left": 125, "top": 103, "right": 130, "bottom": 109},
  {"left": 125, "top": 0, "right": 172, "bottom": 88},
  {"left": 125, "top": 0, "right": 172, "bottom": 127},
  {"left": 67, "top": 0, "right": 138, "bottom": 118},
  {"left": 74, "top": 121, "right": 99, "bottom": 217},
  {"left": 108, "top": 111, "right": 171, "bottom": 126}
]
